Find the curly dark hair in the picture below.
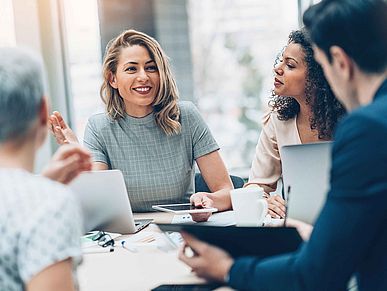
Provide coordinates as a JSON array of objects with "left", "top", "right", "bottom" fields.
[{"left": 269, "top": 29, "right": 346, "bottom": 140}]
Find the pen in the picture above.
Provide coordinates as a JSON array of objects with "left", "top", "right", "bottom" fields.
[
  {"left": 83, "top": 247, "right": 114, "bottom": 254},
  {"left": 121, "top": 240, "right": 137, "bottom": 253},
  {"left": 284, "top": 185, "right": 291, "bottom": 226}
]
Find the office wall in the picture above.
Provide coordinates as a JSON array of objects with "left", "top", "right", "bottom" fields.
[
  {"left": 97, "top": 0, "right": 194, "bottom": 102},
  {"left": 97, "top": 0, "right": 156, "bottom": 56},
  {"left": 154, "top": 0, "right": 194, "bottom": 102}
]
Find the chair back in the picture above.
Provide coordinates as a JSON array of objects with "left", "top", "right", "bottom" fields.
[{"left": 194, "top": 173, "right": 245, "bottom": 192}]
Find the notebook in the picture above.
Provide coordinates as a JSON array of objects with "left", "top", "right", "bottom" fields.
[
  {"left": 157, "top": 223, "right": 302, "bottom": 258},
  {"left": 69, "top": 170, "right": 152, "bottom": 234}
]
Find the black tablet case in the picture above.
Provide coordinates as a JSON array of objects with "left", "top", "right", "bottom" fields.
[{"left": 157, "top": 224, "right": 303, "bottom": 258}]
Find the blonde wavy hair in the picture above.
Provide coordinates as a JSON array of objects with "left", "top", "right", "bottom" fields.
[{"left": 100, "top": 29, "right": 181, "bottom": 135}]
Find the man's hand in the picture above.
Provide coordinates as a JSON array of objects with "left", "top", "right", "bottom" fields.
[
  {"left": 286, "top": 218, "right": 313, "bottom": 241},
  {"left": 178, "top": 232, "right": 234, "bottom": 282},
  {"left": 189, "top": 192, "right": 214, "bottom": 222},
  {"left": 41, "top": 144, "right": 92, "bottom": 184},
  {"left": 267, "top": 195, "right": 286, "bottom": 218},
  {"left": 48, "top": 111, "right": 79, "bottom": 145}
]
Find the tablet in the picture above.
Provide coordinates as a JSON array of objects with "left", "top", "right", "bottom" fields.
[
  {"left": 157, "top": 223, "right": 303, "bottom": 258},
  {"left": 152, "top": 203, "right": 218, "bottom": 214}
]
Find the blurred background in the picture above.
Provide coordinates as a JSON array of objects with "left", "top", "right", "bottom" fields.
[{"left": 0, "top": 0, "right": 319, "bottom": 178}]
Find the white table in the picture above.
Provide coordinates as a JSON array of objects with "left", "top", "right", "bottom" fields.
[{"left": 78, "top": 212, "right": 233, "bottom": 291}]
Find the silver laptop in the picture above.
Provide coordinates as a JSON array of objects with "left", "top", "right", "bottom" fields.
[
  {"left": 69, "top": 170, "right": 152, "bottom": 234},
  {"left": 281, "top": 142, "right": 332, "bottom": 224}
]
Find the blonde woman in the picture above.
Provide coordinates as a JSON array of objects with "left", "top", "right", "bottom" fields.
[{"left": 49, "top": 29, "right": 233, "bottom": 217}]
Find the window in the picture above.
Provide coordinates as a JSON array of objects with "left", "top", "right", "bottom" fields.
[
  {"left": 62, "top": 0, "right": 103, "bottom": 141},
  {"left": 188, "top": 0, "right": 298, "bottom": 175},
  {"left": 0, "top": 0, "right": 16, "bottom": 47}
]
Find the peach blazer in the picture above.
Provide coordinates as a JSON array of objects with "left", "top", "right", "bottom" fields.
[{"left": 245, "top": 110, "right": 301, "bottom": 194}]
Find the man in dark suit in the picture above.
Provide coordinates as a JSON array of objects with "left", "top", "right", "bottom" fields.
[{"left": 179, "top": 0, "right": 387, "bottom": 290}]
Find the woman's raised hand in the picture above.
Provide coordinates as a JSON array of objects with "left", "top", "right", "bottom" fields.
[{"left": 48, "top": 111, "right": 79, "bottom": 145}]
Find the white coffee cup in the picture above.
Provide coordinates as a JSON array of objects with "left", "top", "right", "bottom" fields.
[{"left": 230, "top": 187, "right": 268, "bottom": 227}]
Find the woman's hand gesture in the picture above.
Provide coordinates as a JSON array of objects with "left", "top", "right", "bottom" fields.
[{"left": 48, "top": 111, "right": 79, "bottom": 145}]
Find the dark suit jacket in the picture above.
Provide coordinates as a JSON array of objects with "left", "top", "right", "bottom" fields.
[{"left": 229, "top": 80, "right": 387, "bottom": 291}]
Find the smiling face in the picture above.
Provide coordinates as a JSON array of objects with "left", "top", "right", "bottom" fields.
[
  {"left": 273, "top": 43, "right": 307, "bottom": 101},
  {"left": 110, "top": 45, "right": 160, "bottom": 117}
]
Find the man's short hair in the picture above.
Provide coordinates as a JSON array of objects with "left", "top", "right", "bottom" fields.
[
  {"left": 0, "top": 48, "right": 45, "bottom": 142},
  {"left": 303, "top": 0, "right": 387, "bottom": 74}
]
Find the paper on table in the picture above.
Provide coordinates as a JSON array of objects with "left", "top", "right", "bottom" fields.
[
  {"left": 116, "top": 231, "right": 156, "bottom": 245},
  {"left": 201, "top": 211, "right": 236, "bottom": 226},
  {"left": 171, "top": 210, "right": 236, "bottom": 226},
  {"left": 171, "top": 214, "right": 193, "bottom": 224},
  {"left": 116, "top": 231, "right": 178, "bottom": 252},
  {"left": 170, "top": 211, "right": 285, "bottom": 227}
]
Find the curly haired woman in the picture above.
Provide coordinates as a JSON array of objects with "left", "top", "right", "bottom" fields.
[
  {"left": 244, "top": 29, "right": 346, "bottom": 218},
  {"left": 191, "top": 29, "right": 346, "bottom": 220}
]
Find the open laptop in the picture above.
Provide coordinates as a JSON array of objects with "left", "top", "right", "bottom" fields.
[
  {"left": 280, "top": 142, "right": 332, "bottom": 224},
  {"left": 69, "top": 170, "right": 152, "bottom": 234}
]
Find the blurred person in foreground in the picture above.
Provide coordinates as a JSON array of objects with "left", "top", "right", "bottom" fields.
[
  {"left": 0, "top": 47, "right": 91, "bottom": 291},
  {"left": 179, "top": 0, "right": 387, "bottom": 290}
]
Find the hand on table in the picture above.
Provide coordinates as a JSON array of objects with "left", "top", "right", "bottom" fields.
[
  {"left": 285, "top": 218, "right": 313, "bottom": 241},
  {"left": 41, "top": 144, "right": 92, "bottom": 184},
  {"left": 189, "top": 192, "right": 214, "bottom": 222},
  {"left": 178, "top": 232, "right": 234, "bottom": 282},
  {"left": 48, "top": 111, "right": 79, "bottom": 145}
]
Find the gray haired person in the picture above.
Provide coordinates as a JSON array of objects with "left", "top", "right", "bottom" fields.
[{"left": 0, "top": 47, "right": 91, "bottom": 291}]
